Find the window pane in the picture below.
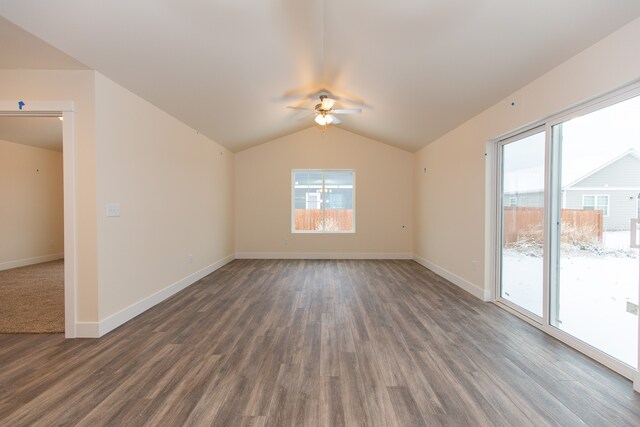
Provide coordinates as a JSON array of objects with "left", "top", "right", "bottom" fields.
[
  {"left": 500, "top": 130, "right": 545, "bottom": 317},
  {"left": 294, "top": 171, "right": 324, "bottom": 231},
  {"left": 551, "top": 94, "right": 640, "bottom": 368},
  {"left": 321, "top": 171, "right": 354, "bottom": 232}
]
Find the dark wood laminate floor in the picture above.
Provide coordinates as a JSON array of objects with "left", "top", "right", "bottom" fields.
[{"left": 1, "top": 259, "right": 638, "bottom": 426}]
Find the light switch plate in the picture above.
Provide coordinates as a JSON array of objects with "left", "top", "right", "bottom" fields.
[{"left": 107, "top": 203, "right": 121, "bottom": 217}]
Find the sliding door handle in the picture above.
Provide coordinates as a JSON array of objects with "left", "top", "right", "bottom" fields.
[{"left": 631, "top": 218, "right": 640, "bottom": 249}]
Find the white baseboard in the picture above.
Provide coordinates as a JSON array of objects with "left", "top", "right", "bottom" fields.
[
  {"left": 0, "top": 253, "right": 64, "bottom": 271},
  {"left": 235, "top": 252, "right": 413, "bottom": 260},
  {"left": 75, "top": 322, "right": 100, "bottom": 338},
  {"left": 413, "top": 255, "right": 488, "bottom": 301},
  {"left": 76, "top": 254, "right": 235, "bottom": 338}
]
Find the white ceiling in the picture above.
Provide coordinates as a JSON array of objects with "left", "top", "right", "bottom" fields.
[
  {"left": 1, "top": 1, "right": 640, "bottom": 152},
  {"left": 0, "top": 116, "right": 63, "bottom": 152}
]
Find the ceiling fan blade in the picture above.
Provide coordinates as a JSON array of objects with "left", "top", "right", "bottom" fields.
[
  {"left": 332, "top": 108, "right": 362, "bottom": 114},
  {"left": 286, "top": 106, "right": 314, "bottom": 111},
  {"left": 330, "top": 115, "right": 342, "bottom": 125},
  {"left": 310, "top": 88, "right": 340, "bottom": 100}
]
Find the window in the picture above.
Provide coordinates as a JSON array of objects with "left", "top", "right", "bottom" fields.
[
  {"left": 292, "top": 170, "right": 355, "bottom": 233},
  {"left": 509, "top": 197, "right": 518, "bottom": 207},
  {"left": 582, "top": 194, "right": 609, "bottom": 216}
]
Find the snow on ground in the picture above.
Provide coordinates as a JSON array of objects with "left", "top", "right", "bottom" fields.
[
  {"left": 502, "top": 231, "right": 639, "bottom": 367},
  {"left": 602, "top": 230, "right": 633, "bottom": 250}
]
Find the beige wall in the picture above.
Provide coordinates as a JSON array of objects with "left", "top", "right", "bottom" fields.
[
  {"left": 235, "top": 127, "right": 413, "bottom": 256},
  {"left": 94, "top": 73, "right": 235, "bottom": 320},
  {"left": 0, "top": 70, "right": 98, "bottom": 322},
  {"left": 414, "top": 17, "right": 640, "bottom": 296},
  {"left": 0, "top": 139, "right": 63, "bottom": 266},
  {"left": 0, "top": 70, "right": 236, "bottom": 332}
]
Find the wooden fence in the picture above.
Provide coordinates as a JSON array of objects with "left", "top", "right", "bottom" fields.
[
  {"left": 294, "top": 209, "right": 353, "bottom": 231},
  {"left": 503, "top": 207, "right": 603, "bottom": 245}
]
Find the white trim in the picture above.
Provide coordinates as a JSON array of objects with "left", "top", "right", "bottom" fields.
[
  {"left": 77, "top": 254, "right": 235, "bottom": 338},
  {"left": 565, "top": 187, "right": 640, "bottom": 191},
  {"left": 62, "top": 109, "right": 77, "bottom": 338},
  {"left": 413, "top": 255, "right": 489, "bottom": 301},
  {"left": 0, "top": 253, "right": 64, "bottom": 271},
  {"left": 0, "top": 101, "right": 78, "bottom": 338},
  {"left": 484, "top": 140, "right": 497, "bottom": 302},
  {"left": 236, "top": 252, "right": 413, "bottom": 260}
]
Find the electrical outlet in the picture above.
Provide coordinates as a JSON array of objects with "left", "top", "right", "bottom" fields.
[
  {"left": 49, "top": 240, "right": 54, "bottom": 247},
  {"left": 106, "top": 203, "right": 121, "bottom": 217},
  {"left": 283, "top": 238, "right": 289, "bottom": 246},
  {"left": 471, "top": 260, "right": 477, "bottom": 271},
  {"left": 187, "top": 254, "right": 193, "bottom": 263}
]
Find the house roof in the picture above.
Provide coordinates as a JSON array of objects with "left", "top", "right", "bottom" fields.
[
  {"left": 565, "top": 149, "right": 640, "bottom": 188},
  {"left": 2, "top": 2, "right": 640, "bottom": 153}
]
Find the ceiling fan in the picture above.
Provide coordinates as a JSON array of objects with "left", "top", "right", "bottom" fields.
[{"left": 287, "top": 94, "right": 362, "bottom": 126}]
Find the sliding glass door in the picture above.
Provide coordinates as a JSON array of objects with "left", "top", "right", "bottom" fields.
[
  {"left": 497, "top": 86, "right": 640, "bottom": 374},
  {"left": 550, "top": 94, "right": 640, "bottom": 368},
  {"left": 499, "top": 129, "right": 546, "bottom": 318}
]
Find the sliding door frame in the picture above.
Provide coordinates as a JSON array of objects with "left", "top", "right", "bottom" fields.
[
  {"left": 491, "top": 80, "right": 640, "bottom": 382},
  {"left": 495, "top": 125, "right": 547, "bottom": 323}
]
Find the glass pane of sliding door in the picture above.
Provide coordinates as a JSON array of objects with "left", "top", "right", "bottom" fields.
[
  {"left": 499, "top": 129, "right": 546, "bottom": 318},
  {"left": 550, "top": 95, "right": 640, "bottom": 368}
]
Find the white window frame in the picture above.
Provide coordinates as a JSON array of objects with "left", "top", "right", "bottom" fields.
[
  {"left": 291, "top": 169, "right": 356, "bottom": 234},
  {"left": 582, "top": 194, "right": 609, "bottom": 217}
]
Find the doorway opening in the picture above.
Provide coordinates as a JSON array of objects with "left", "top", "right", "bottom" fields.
[
  {"left": 0, "top": 101, "right": 77, "bottom": 338},
  {"left": 0, "top": 116, "right": 64, "bottom": 333}
]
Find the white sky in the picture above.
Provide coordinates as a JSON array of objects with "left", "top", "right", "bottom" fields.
[{"left": 504, "top": 94, "right": 640, "bottom": 192}]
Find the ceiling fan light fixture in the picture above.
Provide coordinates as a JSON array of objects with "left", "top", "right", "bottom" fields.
[
  {"left": 315, "top": 113, "right": 334, "bottom": 126},
  {"left": 320, "top": 96, "right": 336, "bottom": 110}
]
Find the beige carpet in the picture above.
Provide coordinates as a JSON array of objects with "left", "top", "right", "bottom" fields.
[{"left": 0, "top": 260, "right": 64, "bottom": 333}]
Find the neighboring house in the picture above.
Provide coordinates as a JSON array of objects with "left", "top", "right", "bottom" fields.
[
  {"left": 504, "top": 149, "right": 640, "bottom": 231},
  {"left": 564, "top": 149, "right": 640, "bottom": 231},
  {"left": 503, "top": 191, "right": 545, "bottom": 208}
]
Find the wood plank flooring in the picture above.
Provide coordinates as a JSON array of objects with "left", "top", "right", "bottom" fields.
[{"left": 0, "top": 259, "right": 638, "bottom": 426}]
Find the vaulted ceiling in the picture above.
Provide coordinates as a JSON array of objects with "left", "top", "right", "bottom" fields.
[{"left": 2, "top": 1, "right": 640, "bottom": 152}]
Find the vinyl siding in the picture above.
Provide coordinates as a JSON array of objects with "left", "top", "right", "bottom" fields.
[
  {"left": 564, "top": 188, "right": 640, "bottom": 230},
  {"left": 503, "top": 191, "right": 544, "bottom": 208},
  {"left": 572, "top": 154, "right": 640, "bottom": 188}
]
